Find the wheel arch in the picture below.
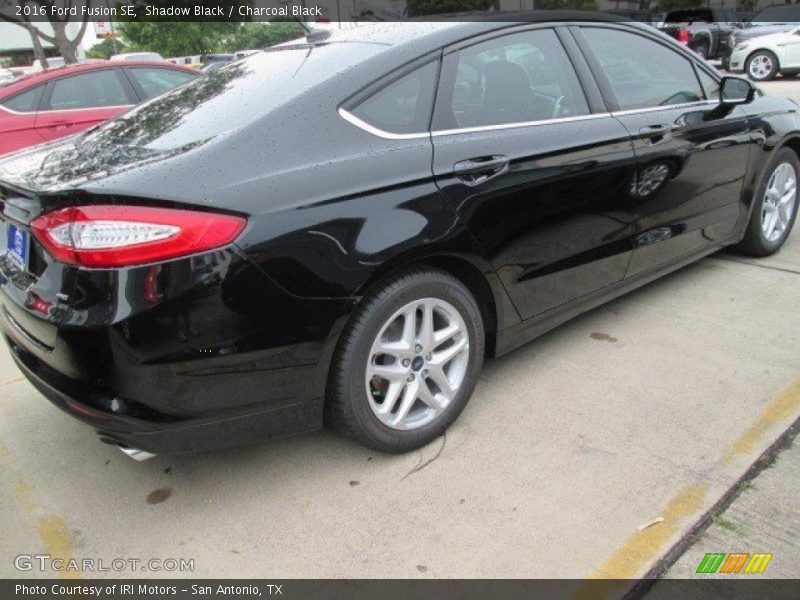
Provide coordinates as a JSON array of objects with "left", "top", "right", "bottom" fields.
[
  {"left": 745, "top": 47, "right": 780, "bottom": 76},
  {"left": 351, "top": 249, "right": 518, "bottom": 357}
]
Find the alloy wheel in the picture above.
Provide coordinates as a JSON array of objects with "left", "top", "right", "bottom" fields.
[
  {"left": 749, "top": 54, "right": 774, "bottom": 80},
  {"left": 365, "top": 298, "right": 470, "bottom": 430},
  {"left": 762, "top": 162, "right": 797, "bottom": 242}
]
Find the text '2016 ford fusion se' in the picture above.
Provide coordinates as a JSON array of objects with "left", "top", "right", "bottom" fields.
[{"left": 0, "top": 15, "right": 798, "bottom": 458}]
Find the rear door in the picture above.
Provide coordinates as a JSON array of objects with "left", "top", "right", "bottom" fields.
[
  {"left": 34, "top": 68, "right": 135, "bottom": 142},
  {"left": 430, "top": 25, "right": 638, "bottom": 320},
  {"left": 572, "top": 24, "right": 752, "bottom": 276},
  {"left": 0, "top": 84, "right": 46, "bottom": 154}
]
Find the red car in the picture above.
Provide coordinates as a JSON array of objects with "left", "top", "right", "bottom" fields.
[{"left": 0, "top": 61, "right": 198, "bottom": 155}]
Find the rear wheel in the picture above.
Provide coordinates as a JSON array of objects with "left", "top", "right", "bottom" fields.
[
  {"left": 735, "top": 148, "right": 799, "bottom": 256},
  {"left": 326, "top": 268, "right": 485, "bottom": 453},
  {"left": 746, "top": 50, "right": 779, "bottom": 81},
  {"left": 692, "top": 44, "right": 709, "bottom": 60}
]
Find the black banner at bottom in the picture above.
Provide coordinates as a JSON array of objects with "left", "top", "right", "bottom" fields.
[{"left": 3, "top": 579, "right": 800, "bottom": 600}]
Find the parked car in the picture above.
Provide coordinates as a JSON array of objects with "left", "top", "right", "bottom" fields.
[
  {"left": 659, "top": 7, "right": 741, "bottom": 60},
  {"left": 200, "top": 54, "right": 235, "bottom": 71},
  {"left": 0, "top": 16, "right": 797, "bottom": 458},
  {"left": 110, "top": 52, "right": 165, "bottom": 62},
  {"left": 729, "top": 26, "right": 800, "bottom": 81},
  {"left": 0, "top": 61, "right": 198, "bottom": 155},
  {"left": 720, "top": 4, "right": 800, "bottom": 70}
]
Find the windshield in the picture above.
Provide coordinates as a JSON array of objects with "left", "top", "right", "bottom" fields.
[{"left": 78, "top": 42, "right": 384, "bottom": 153}]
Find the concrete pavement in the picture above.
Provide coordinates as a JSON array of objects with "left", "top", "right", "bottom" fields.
[{"left": 0, "top": 81, "right": 799, "bottom": 590}]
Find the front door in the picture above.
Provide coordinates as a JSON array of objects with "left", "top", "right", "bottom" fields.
[
  {"left": 430, "top": 26, "right": 638, "bottom": 320},
  {"left": 573, "top": 25, "right": 752, "bottom": 276}
]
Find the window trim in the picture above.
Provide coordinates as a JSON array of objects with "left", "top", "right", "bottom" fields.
[{"left": 338, "top": 22, "right": 725, "bottom": 140}]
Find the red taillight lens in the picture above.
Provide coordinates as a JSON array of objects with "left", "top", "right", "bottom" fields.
[
  {"left": 678, "top": 29, "right": 691, "bottom": 44},
  {"left": 30, "top": 205, "right": 246, "bottom": 268}
]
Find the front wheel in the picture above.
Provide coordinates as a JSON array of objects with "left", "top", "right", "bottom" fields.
[
  {"left": 735, "top": 148, "right": 799, "bottom": 257},
  {"left": 746, "top": 50, "right": 779, "bottom": 81},
  {"left": 326, "top": 268, "right": 485, "bottom": 453}
]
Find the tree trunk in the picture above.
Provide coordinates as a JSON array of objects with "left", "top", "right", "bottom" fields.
[
  {"left": 52, "top": 22, "right": 79, "bottom": 64},
  {"left": 26, "top": 24, "right": 48, "bottom": 68}
]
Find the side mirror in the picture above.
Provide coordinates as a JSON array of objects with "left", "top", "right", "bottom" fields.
[{"left": 720, "top": 76, "right": 755, "bottom": 105}]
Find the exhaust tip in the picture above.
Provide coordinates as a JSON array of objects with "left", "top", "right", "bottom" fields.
[{"left": 119, "top": 446, "right": 157, "bottom": 462}]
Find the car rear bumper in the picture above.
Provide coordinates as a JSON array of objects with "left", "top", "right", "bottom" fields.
[
  {"left": 0, "top": 241, "right": 353, "bottom": 455},
  {"left": 3, "top": 329, "right": 325, "bottom": 455}
]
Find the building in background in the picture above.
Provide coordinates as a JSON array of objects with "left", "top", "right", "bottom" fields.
[{"left": 0, "top": 22, "right": 86, "bottom": 67}]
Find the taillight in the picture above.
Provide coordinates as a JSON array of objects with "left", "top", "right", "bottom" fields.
[
  {"left": 677, "top": 29, "right": 691, "bottom": 44},
  {"left": 30, "top": 205, "right": 246, "bottom": 268}
]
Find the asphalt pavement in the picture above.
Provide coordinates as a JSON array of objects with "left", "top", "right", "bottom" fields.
[{"left": 0, "top": 78, "right": 798, "bottom": 591}]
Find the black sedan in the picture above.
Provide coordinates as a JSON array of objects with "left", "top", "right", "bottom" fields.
[{"left": 0, "top": 15, "right": 798, "bottom": 458}]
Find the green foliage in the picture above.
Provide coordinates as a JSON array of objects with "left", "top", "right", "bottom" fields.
[
  {"left": 225, "top": 22, "right": 306, "bottom": 51},
  {"left": 656, "top": 0, "right": 704, "bottom": 10},
  {"left": 117, "top": 22, "right": 238, "bottom": 56},
  {"left": 85, "top": 38, "right": 127, "bottom": 60},
  {"left": 406, "top": 0, "right": 493, "bottom": 17}
]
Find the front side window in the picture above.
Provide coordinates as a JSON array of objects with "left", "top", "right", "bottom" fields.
[
  {"left": 129, "top": 68, "right": 196, "bottom": 99},
  {"left": 696, "top": 69, "right": 720, "bottom": 100},
  {"left": 48, "top": 70, "right": 130, "bottom": 110},
  {"left": 350, "top": 60, "right": 438, "bottom": 135},
  {"left": 580, "top": 28, "right": 704, "bottom": 110},
  {"left": 436, "top": 28, "right": 590, "bottom": 130}
]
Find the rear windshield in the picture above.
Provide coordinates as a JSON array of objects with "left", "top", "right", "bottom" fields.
[
  {"left": 81, "top": 42, "right": 383, "bottom": 152},
  {"left": 665, "top": 9, "right": 713, "bottom": 23}
]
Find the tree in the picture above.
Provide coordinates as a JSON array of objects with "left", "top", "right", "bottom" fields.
[
  {"left": 406, "top": 0, "right": 493, "bottom": 17},
  {"left": 86, "top": 37, "right": 127, "bottom": 59},
  {"left": 117, "top": 22, "right": 238, "bottom": 57},
  {"left": 536, "top": 0, "right": 598, "bottom": 9},
  {"left": 226, "top": 22, "right": 305, "bottom": 51},
  {"left": 656, "top": 0, "right": 703, "bottom": 10},
  {"left": 0, "top": 0, "right": 90, "bottom": 64}
]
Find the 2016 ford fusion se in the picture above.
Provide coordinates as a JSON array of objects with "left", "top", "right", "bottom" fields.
[{"left": 0, "top": 15, "right": 798, "bottom": 458}]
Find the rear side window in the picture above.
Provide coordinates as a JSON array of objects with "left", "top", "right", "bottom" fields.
[
  {"left": 2, "top": 85, "right": 43, "bottom": 112},
  {"left": 434, "top": 28, "right": 590, "bottom": 130},
  {"left": 48, "top": 70, "right": 130, "bottom": 110},
  {"left": 350, "top": 61, "right": 438, "bottom": 135},
  {"left": 129, "top": 67, "right": 196, "bottom": 99},
  {"left": 580, "top": 28, "right": 703, "bottom": 110}
]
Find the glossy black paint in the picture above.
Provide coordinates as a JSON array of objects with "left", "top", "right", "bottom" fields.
[{"left": 0, "top": 18, "right": 799, "bottom": 454}]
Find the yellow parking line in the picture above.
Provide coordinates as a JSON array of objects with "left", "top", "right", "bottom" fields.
[
  {"left": 573, "top": 375, "right": 800, "bottom": 599},
  {"left": 723, "top": 376, "right": 800, "bottom": 464},
  {"left": 5, "top": 452, "right": 79, "bottom": 579}
]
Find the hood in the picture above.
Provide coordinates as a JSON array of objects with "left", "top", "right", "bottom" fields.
[{"left": 736, "top": 23, "right": 799, "bottom": 42}]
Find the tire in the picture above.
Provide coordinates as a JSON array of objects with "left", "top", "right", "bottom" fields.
[
  {"left": 326, "top": 267, "right": 485, "bottom": 453},
  {"left": 693, "top": 44, "right": 709, "bottom": 60},
  {"left": 746, "top": 50, "right": 779, "bottom": 82},
  {"left": 734, "top": 147, "right": 799, "bottom": 257}
]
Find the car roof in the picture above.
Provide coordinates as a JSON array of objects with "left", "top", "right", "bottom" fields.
[
  {"left": 295, "top": 13, "right": 630, "bottom": 58},
  {"left": 0, "top": 61, "right": 196, "bottom": 98}
]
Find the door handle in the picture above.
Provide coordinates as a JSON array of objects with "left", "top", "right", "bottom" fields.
[
  {"left": 453, "top": 155, "right": 509, "bottom": 185},
  {"left": 46, "top": 121, "right": 70, "bottom": 130},
  {"left": 639, "top": 124, "right": 677, "bottom": 142}
]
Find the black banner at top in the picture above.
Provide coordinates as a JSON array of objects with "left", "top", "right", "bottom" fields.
[{"left": 1, "top": 1, "right": 789, "bottom": 24}]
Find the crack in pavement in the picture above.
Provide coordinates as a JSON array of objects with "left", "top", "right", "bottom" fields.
[
  {"left": 712, "top": 255, "right": 800, "bottom": 276},
  {"left": 401, "top": 432, "right": 447, "bottom": 481}
]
